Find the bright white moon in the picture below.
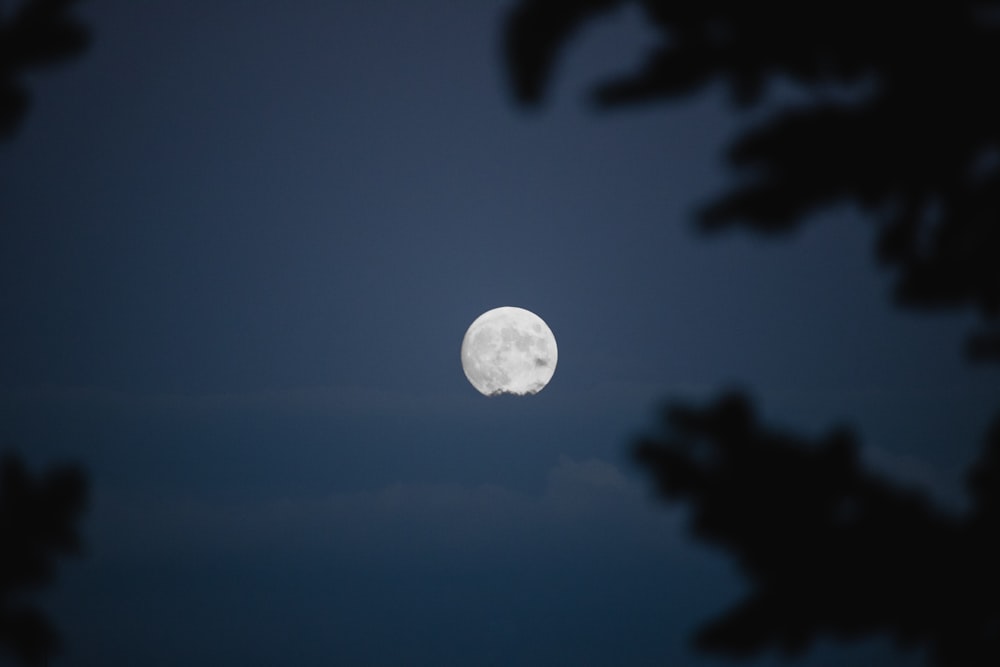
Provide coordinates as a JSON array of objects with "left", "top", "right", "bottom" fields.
[{"left": 461, "top": 306, "right": 558, "bottom": 396}]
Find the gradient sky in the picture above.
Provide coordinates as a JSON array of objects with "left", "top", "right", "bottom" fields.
[{"left": 2, "top": 2, "right": 997, "bottom": 666}]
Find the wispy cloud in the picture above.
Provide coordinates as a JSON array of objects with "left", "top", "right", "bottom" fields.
[{"left": 92, "top": 455, "right": 682, "bottom": 564}]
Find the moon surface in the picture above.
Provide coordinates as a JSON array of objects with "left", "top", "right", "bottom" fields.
[{"left": 461, "top": 306, "right": 558, "bottom": 396}]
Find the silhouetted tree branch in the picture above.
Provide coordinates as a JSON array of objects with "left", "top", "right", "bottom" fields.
[
  {"left": 0, "top": 453, "right": 87, "bottom": 666},
  {"left": 2, "top": 5, "right": 91, "bottom": 662},
  {"left": 505, "top": 3, "right": 1000, "bottom": 664},
  {"left": 505, "top": 1, "right": 1000, "bottom": 356},
  {"left": 1, "top": 0, "right": 90, "bottom": 140},
  {"left": 634, "top": 391, "right": 1000, "bottom": 667}
]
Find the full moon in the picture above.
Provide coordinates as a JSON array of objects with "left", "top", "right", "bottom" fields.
[{"left": 461, "top": 306, "right": 558, "bottom": 396}]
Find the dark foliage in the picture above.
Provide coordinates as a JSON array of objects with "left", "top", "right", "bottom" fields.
[
  {"left": 505, "top": 1, "right": 1000, "bottom": 354},
  {"left": 1, "top": 0, "right": 90, "bottom": 140},
  {"left": 0, "top": 453, "right": 87, "bottom": 666},
  {"left": 635, "top": 392, "right": 1000, "bottom": 666},
  {"left": 2, "top": 4, "right": 91, "bottom": 659},
  {"left": 506, "top": 2, "right": 1000, "bottom": 664}
]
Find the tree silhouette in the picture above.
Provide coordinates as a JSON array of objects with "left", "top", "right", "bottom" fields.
[
  {"left": 505, "top": 0, "right": 1000, "bottom": 360},
  {"left": 635, "top": 392, "right": 1000, "bottom": 666},
  {"left": 2, "top": 3, "right": 90, "bottom": 664},
  {"left": 1, "top": 0, "right": 90, "bottom": 140},
  {"left": 505, "top": 2, "right": 1000, "bottom": 665},
  {"left": 0, "top": 454, "right": 87, "bottom": 666}
]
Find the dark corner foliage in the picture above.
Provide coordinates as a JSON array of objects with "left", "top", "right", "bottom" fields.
[
  {"left": 506, "top": 2, "right": 1000, "bottom": 665},
  {"left": 2, "top": 2, "right": 90, "bottom": 665},
  {"left": 506, "top": 0, "right": 1000, "bottom": 358},
  {"left": 1, "top": 0, "right": 90, "bottom": 140},
  {"left": 0, "top": 454, "right": 88, "bottom": 666},
  {"left": 635, "top": 392, "right": 1000, "bottom": 666}
]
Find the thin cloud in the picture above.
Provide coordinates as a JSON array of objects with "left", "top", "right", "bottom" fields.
[{"left": 92, "top": 456, "right": 682, "bottom": 563}]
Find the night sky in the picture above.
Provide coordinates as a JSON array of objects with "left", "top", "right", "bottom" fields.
[{"left": 2, "top": 2, "right": 997, "bottom": 666}]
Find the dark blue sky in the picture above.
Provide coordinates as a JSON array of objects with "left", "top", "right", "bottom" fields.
[{"left": 1, "top": 1, "right": 996, "bottom": 665}]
